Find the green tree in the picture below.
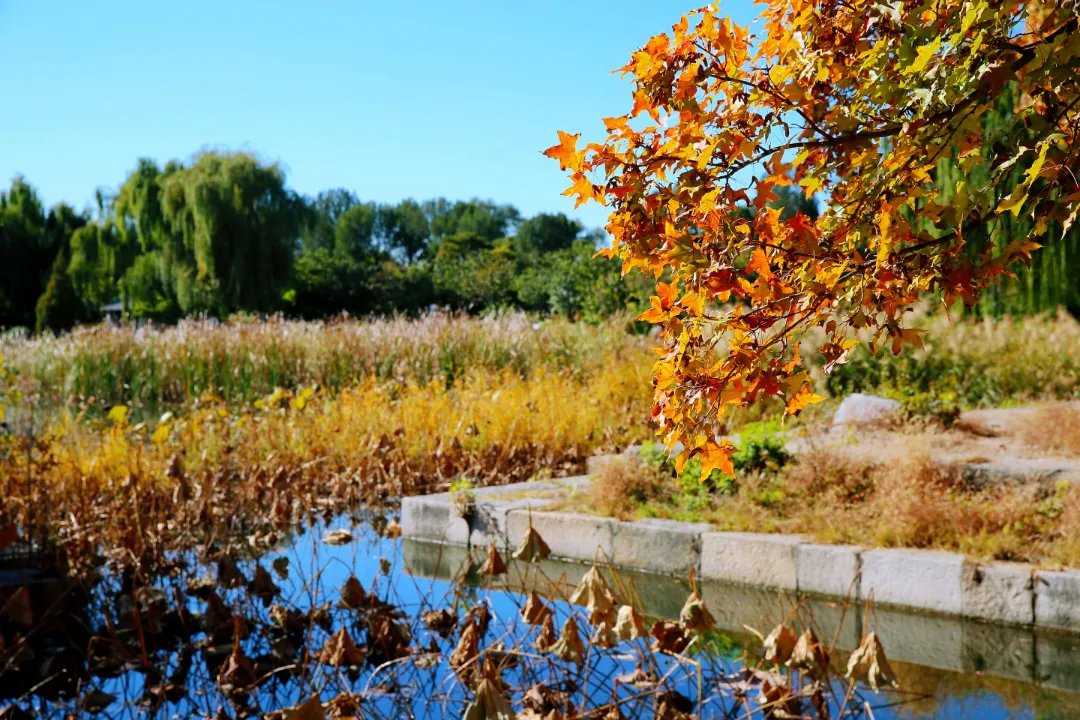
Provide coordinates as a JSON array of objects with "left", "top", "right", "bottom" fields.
[
  {"left": 431, "top": 232, "right": 516, "bottom": 309},
  {"left": 513, "top": 213, "right": 582, "bottom": 257},
  {"left": 300, "top": 188, "right": 360, "bottom": 253},
  {"left": 114, "top": 151, "right": 301, "bottom": 317},
  {"left": 427, "top": 199, "right": 520, "bottom": 243},
  {"left": 0, "top": 177, "right": 51, "bottom": 328},
  {"left": 35, "top": 247, "right": 83, "bottom": 333},
  {"left": 935, "top": 83, "right": 1080, "bottom": 316},
  {"left": 377, "top": 199, "right": 430, "bottom": 263},
  {"left": 334, "top": 203, "right": 377, "bottom": 260}
]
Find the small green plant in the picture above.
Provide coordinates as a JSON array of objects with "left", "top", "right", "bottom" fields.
[
  {"left": 731, "top": 420, "right": 791, "bottom": 474},
  {"left": 895, "top": 384, "right": 961, "bottom": 427},
  {"left": 449, "top": 476, "right": 476, "bottom": 520}
]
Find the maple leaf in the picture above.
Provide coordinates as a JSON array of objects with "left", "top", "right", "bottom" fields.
[
  {"left": 520, "top": 591, "right": 553, "bottom": 625},
  {"left": 763, "top": 623, "right": 797, "bottom": 665},
  {"left": 615, "top": 605, "right": 647, "bottom": 640},
  {"left": 550, "top": 617, "right": 586, "bottom": 664},
  {"left": 479, "top": 542, "right": 508, "bottom": 576},
  {"left": 421, "top": 607, "right": 457, "bottom": 638},
  {"left": 285, "top": 695, "right": 327, "bottom": 720},
  {"left": 678, "top": 592, "right": 715, "bottom": 633},
  {"left": 339, "top": 575, "right": 368, "bottom": 609},
  {"left": 562, "top": 173, "right": 601, "bottom": 208},
  {"left": 543, "top": 130, "right": 583, "bottom": 172},
  {"left": 697, "top": 440, "right": 735, "bottom": 480},
  {"left": 463, "top": 677, "right": 516, "bottom": 720},
  {"left": 534, "top": 613, "right": 558, "bottom": 653},
  {"left": 512, "top": 524, "right": 551, "bottom": 562}
]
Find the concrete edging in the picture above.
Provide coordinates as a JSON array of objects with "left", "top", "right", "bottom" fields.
[{"left": 400, "top": 479, "right": 1079, "bottom": 633}]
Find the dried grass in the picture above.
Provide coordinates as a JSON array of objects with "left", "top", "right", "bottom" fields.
[
  {"left": 1017, "top": 403, "right": 1080, "bottom": 457},
  {"left": 634, "top": 436, "right": 1080, "bottom": 567},
  {"left": 1, "top": 361, "right": 653, "bottom": 572},
  {"left": 588, "top": 456, "right": 665, "bottom": 520}
]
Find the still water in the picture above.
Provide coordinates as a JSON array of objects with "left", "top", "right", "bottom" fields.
[{"left": 2, "top": 514, "right": 1078, "bottom": 718}]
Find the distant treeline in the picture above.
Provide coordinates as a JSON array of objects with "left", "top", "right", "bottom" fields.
[
  {"left": 4, "top": 141, "right": 1075, "bottom": 334},
  {"left": 1, "top": 151, "right": 655, "bottom": 333}
]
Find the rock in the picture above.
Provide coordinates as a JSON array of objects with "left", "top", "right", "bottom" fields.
[{"left": 832, "top": 393, "right": 901, "bottom": 427}]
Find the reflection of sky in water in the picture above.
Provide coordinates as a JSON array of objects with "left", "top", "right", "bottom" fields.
[{"left": 10, "top": 515, "right": 1078, "bottom": 719}]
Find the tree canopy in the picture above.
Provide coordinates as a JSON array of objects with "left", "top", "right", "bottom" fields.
[
  {"left": 548, "top": 0, "right": 1080, "bottom": 476},
  {"left": 1, "top": 151, "right": 667, "bottom": 330}
]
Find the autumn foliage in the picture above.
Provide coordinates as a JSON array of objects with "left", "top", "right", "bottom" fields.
[{"left": 548, "top": 0, "right": 1080, "bottom": 475}]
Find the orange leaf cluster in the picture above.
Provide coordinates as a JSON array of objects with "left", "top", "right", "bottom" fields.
[{"left": 548, "top": 0, "right": 1080, "bottom": 473}]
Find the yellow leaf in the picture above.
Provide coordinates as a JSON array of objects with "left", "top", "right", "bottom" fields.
[
  {"left": 769, "top": 64, "right": 790, "bottom": 85},
  {"left": 151, "top": 423, "right": 170, "bottom": 444},
  {"left": 904, "top": 37, "right": 941, "bottom": 75},
  {"left": 876, "top": 204, "right": 893, "bottom": 267},
  {"left": 699, "top": 441, "right": 735, "bottom": 479},
  {"left": 785, "top": 385, "right": 823, "bottom": 415},
  {"left": 997, "top": 186, "right": 1028, "bottom": 217}
]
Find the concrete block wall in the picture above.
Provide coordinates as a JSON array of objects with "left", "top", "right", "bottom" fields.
[{"left": 401, "top": 481, "right": 1080, "bottom": 634}]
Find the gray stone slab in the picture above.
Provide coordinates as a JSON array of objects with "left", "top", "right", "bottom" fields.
[
  {"left": 552, "top": 475, "right": 593, "bottom": 492},
  {"left": 960, "top": 458, "right": 1080, "bottom": 488},
  {"left": 1035, "top": 569, "right": 1080, "bottom": 632},
  {"left": 400, "top": 493, "right": 461, "bottom": 542},
  {"left": 832, "top": 393, "right": 900, "bottom": 426},
  {"left": 402, "top": 481, "right": 572, "bottom": 547},
  {"left": 866, "top": 605, "right": 963, "bottom": 671},
  {"left": 506, "top": 509, "right": 613, "bottom": 562},
  {"left": 1035, "top": 630, "right": 1080, "bottom": 693},
  {"left": 798, "top": 595, "right": 861, "bottom": 652},
  {"left": 962, "top": 562, "right": 1034, "bottom": 625},
  {"left": 700, "top": 532, "right": 800, "bottom": 590},
  {"left": 699, "top": 579, "right": 799, "bottom": 637},
  {"left": 455, "top": 496, "right": 561, "bottom": 548},
  {"left": 861, "top": 549, "right": 964, "bottom": 616},
  {"left": 796, "top": 543, "right": 861, "bottom": 599},
  {"left": 961, "top": 620, "right": 1035, "bottom": 683},
  {"left": 609, "top": 518, "right": 709, "bottom": 577}
]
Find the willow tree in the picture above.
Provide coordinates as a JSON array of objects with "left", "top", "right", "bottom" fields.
[
  {"left": 114, "top": 152, "right": 300, "bottom": 317},
  {"left": 549, "top": 1, "right": 1080, "bottom": 474}
]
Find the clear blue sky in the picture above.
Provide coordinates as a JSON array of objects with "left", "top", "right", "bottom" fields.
[{"left": 0, "top": 1, "right": 756, "bottom": 231}]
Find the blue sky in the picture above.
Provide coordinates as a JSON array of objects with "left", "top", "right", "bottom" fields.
[{"left": 0, "top": 1, "right": 757, "bottom": 231}]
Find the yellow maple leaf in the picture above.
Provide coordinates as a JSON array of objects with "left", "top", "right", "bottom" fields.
[{"left": 543, "top": 130, "right": 582, "bottom": 171}]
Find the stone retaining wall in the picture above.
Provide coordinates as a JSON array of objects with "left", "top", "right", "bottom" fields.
[{"left": 401, "top": 477, "right": 1080, "bottom": 634}]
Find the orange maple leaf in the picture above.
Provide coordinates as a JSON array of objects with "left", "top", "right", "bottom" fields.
[
  {"left": 543, "top": 131, "right": 583, "bottom": 172},
  {"left": 562, "top": 173, "right": 600, "bottom": 208},
  {"left": 699, "top": 440, "right": 735, "bottom": 479}
]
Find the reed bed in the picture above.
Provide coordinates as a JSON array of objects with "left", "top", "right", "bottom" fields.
[
  {"left": 811, "top": 309, "right": 1080, "bottom": 407},
  {"left": 1, "top": 313, "right": 651, "bottom": 412}
]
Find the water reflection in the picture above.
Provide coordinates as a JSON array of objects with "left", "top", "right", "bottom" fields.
[{"left": 1, "top": 516, "right": 1077, "bottom": 718}]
